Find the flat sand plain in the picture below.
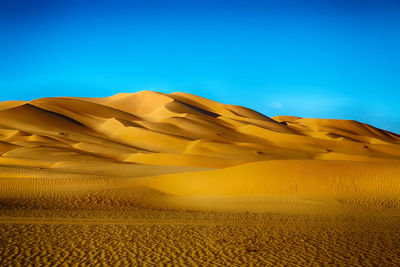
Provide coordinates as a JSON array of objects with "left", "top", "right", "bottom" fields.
[{"left": 1, "top": 91, "right": 400, "bottom": 265}]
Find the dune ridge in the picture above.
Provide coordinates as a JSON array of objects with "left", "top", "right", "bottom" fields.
[
  {"left": 0, "top": 90, "right": 399, "bottom": 171},
  {"left": 2, "top": 91, "right": 400, "bottom": 266},
  {"left": 0, "top": 90, "right": 400, "bottom": 214}
]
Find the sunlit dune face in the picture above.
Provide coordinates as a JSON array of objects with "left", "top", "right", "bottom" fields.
[
  {"left": 1, "top": 91, "right": 400, "bottom": 266},
  {"left": 0, "top": 90, "right": 398, "bottom": 173},
  {"left": 0, "top": 90, "right": 399, "bottom": 213}
]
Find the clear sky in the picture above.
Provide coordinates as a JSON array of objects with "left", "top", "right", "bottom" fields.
[{"left": 1, "top": 0, "right": 399, "bottom": 133}]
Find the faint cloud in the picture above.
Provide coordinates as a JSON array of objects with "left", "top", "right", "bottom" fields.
[{"left": 269, "top": 102, "right": 282, "bottom": 109}]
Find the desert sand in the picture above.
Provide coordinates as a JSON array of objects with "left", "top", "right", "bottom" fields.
[{"left": 1, "top": 91, "right": 400, "bottom": 266}]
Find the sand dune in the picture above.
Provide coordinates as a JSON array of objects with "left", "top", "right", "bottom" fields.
[
  {"left": 0, "top": 90, "right": 399, "bottom": 207},
  {"left": 0, "top": 91, "right": 398, "bottom": 173},
  {"left": 136, "top": 160, "right": 400, "bottom": 196},
  {"left": 1, "top": 91, "right": 400, "bottom": 265}
]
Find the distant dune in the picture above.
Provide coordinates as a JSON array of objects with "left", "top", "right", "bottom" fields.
[{"left": 0, "top": 90, "right": 400, "bottom": 213}]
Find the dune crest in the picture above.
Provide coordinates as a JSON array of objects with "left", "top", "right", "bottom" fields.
[
  {"left": 0, "top": 91, "right": 399, "bottom": 213},
  {"left": 0, "top": 90, "right": 398, "bottom": 170},
  {"left": 2, "top": 90, "right": 400, "bottom": 266}
]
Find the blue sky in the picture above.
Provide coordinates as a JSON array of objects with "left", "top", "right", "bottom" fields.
[{"left": 1, "top": 0, "right": 399, "bottom": 132}]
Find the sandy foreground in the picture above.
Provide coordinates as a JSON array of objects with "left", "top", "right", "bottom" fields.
[
  {"left": 2, "top": 213, "right": 400, "bottom": 266},
  {"left": 1, "top": 170, "right": 400, "bottom": 267},
  {"left": 1, "top": 174, "right": 400, "bottom": 266},
  {"left": 1, "top": 91, "right": 400, "bottom": 265}
]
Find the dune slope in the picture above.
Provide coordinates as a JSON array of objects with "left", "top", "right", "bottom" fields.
[
  {"left": 0, "top": 90, "right": 399, "bottom": 213},
  {"left": 2, "top": 91, "right": 400, "bottom": 266}
]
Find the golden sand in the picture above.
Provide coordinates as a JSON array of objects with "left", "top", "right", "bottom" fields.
[{"left": 1, "top": 91, "right": 400, "bottom": 265}]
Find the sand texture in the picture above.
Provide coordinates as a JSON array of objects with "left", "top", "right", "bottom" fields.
[{"left": 1, "top": 91, "right": 400, "bottom": 265}]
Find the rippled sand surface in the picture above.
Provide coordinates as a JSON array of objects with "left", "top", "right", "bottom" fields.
[{"left": 1, "top": 211, "right": 400, "bottom": 266}]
